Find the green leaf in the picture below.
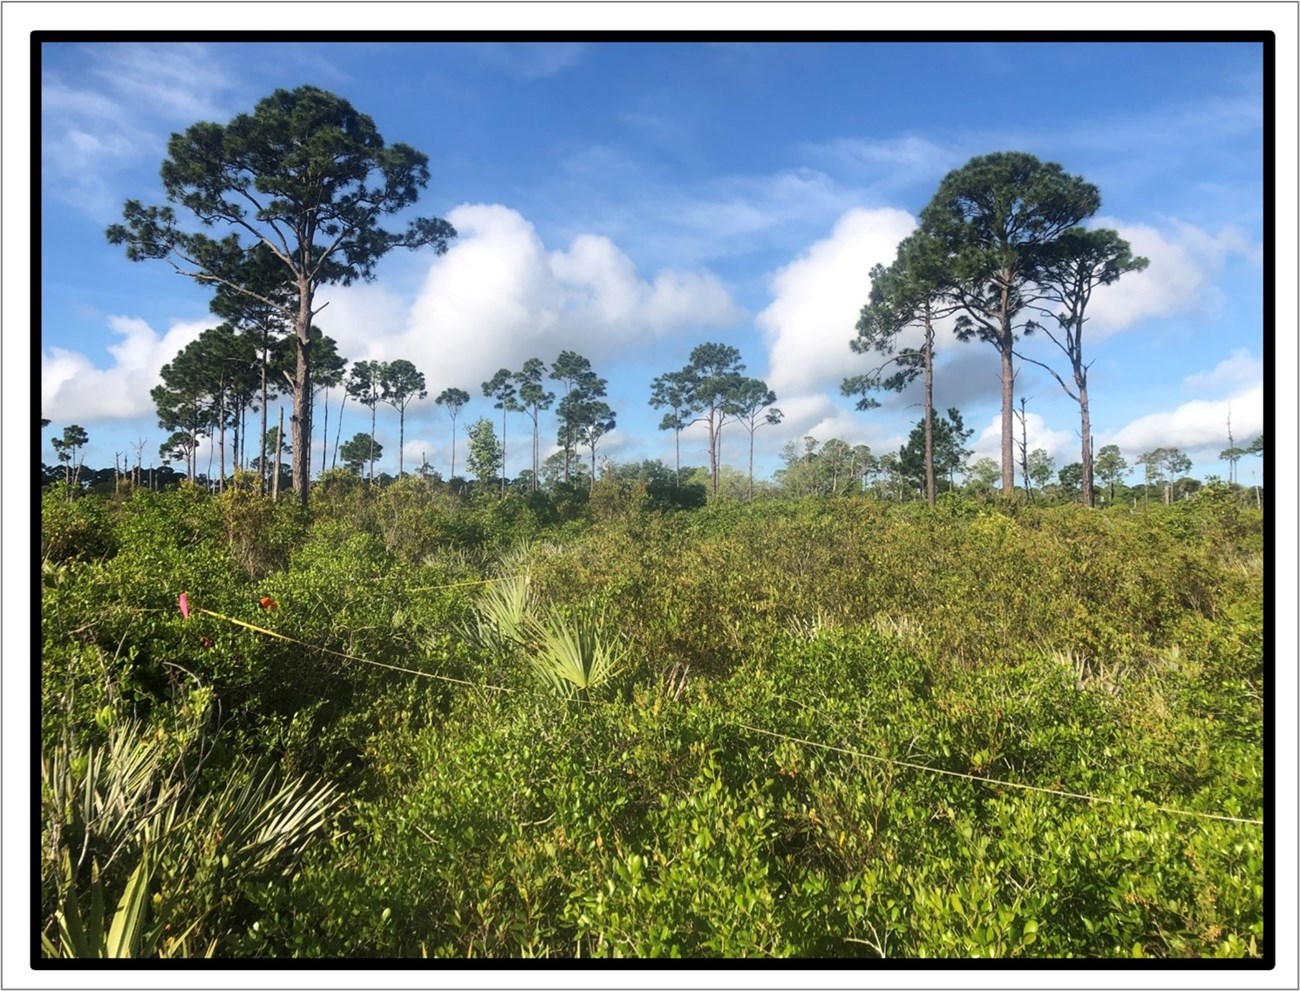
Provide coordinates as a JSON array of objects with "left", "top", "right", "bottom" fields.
[{"left": 105, "top": 853, "right": 153, "bottom": 958}]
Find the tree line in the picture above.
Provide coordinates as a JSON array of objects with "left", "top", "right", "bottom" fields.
[{"left": 92, "top": 85, "right": 1256, "bottom": 510}]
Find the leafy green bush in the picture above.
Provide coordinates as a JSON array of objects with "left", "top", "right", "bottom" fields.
[
  {"left": 40, "top": 484, "right": 1264, "bottom": 958},
  {"left": 41, "top": 491, "right": 118, "bottom": 564}
]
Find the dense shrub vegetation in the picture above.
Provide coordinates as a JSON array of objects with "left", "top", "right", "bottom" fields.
[{"left": 40, "top": 481, "right": 1265, "bottom": 959}]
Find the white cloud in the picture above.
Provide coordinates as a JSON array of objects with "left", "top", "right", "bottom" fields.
[
  {"left": 1084, "top": 218, "right": 1258, "bottom": 336},
  {"left": 42, "top": 45, "right": 239, "bottom": 216},
  {"left": 41, "top": 315, "right": 213, "bottom": 422},
  {"left": 1181, "top": 347, "right": 1263, "bottom": 394},
  {"left": 559, "top": 160, "right": 871, "bottom": 270},
  {"left": 1102, "top": 384, "right": 1264, "bottom": 462},
  {"left": 87, "top": 43, "right": 232, "bottom": 123},
  {"left": 41, "top": 205, "right": 741, "bottom": 475},
  {"left": 313, "top": 282, "right": 412, "bottom": 363},
  {"left": 972, "top": 411, "right": 1076, "bottom": 463},
  {"left": 377, "top": 203, "right": 741, "bottom": 399},
  {"left": 680, "top": 169, "right": 852, "bottom": 243},
  {"left": 756, "top": 207, "right": 918, "bottom": 396},
  {"left": 804, "top": 134, "right": 957, "bottom": 196}
]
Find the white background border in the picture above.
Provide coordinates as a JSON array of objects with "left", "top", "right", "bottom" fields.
[{"left": 5, "top": 4, "right": 1296, "bottom": 989}]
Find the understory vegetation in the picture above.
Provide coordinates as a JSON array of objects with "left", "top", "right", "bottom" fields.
[{"left": 40, "top": 479, "right": 1265, "bottom": 959}]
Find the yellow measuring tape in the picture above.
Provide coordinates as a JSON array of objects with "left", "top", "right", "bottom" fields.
[{"left": 190, "top": 606, "right": 518, "bottom": 694}]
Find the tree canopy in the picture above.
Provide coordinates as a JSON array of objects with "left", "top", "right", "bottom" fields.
[
  {"left": 107, "top": 85, "right": 456, "bottom": 505},
  {"left": 919, "top": 151, "right": 1100, "bottom": 494}
]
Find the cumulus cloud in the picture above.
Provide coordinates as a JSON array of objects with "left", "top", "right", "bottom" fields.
[
  {"left": 971, "top": 410, "right": 1076, "bottom": 463},
  {"left": 41, "top": 315, "right": 213, "bottom": 422},
  {"left": 1083, "top": 217, "right": 1257, "bottom": 336},
  {"left": 374, "top": 203, "right": 742, "bottom": 398},
  {"left": 43, "top": 204, "right": 741, "bottom": 475},
  {"left": 756, "top": 207, "right": 918, "bottom": 396},
  {"left": 1101, "top": 384, "right": 1264, "bottom": 462}
]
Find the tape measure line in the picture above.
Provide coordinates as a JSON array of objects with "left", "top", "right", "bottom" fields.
[
  {"left": 186, "top": 602, "right": 1263, "bottom": 829},
  {"left": 737, "top": 723, "right": 1263, "bottom": 827}
]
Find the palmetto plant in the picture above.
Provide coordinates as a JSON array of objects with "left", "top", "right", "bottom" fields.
[
  {"left": 528, "top": 606, "right": 625, "bottom": 700},
  {"left": 464, "top": 573, "right": 537, "bottom": 658},
  {"left": 464, "top": 575, "right": 625, "bottom": 700},
  {"left": 41, "top": 696, "right": 340, "bottom": 958}
]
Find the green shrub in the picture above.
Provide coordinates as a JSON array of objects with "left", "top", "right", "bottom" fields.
[{"left": 40, "top": 485, "right": 1263, "bottom": 958}]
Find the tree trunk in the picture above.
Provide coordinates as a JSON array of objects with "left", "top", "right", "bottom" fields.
[
  {"left": 449, "top": 414, "right": 457, "bottom": 480},
  {"left": 924, "top": 311, "right": 936, "bottom": 508},
  {"left": 368, "top": 401, "right": 377, "bottom": 485},
  {"left": 398, "top": 407, "right": 406, "bottom": 478},
  {"left": 291, "top": 285, "right": 313, "bottom": 508},
  {"left": 217, "top": 388, "right": 226, "bottom": 494},
  {"left": 259, "top": 338, "right": 270, "bottom": 496},
  {"left": 333, "top": 390, "right": 347, "bottom": 471},
  {"left": 996, "top": 278, "right": 1017, "bottom": 494},
  {"left": 231, "top": 407, "right": 239, "bottom": 476},
  {"left": 748, "top": 426, "right": 755, "bottom": 501},
  {"left": 273, "top": 406, "right": 284, "bottom": 503},
  {"left": 1080, "top": 393, "right": 1093, "bottom": 507},
  {"left": 321, "top": 390, "right": 329, "bottom": 475},
  {"left": 708, "top": 410, "right": 724, "bottom": 498},
  {"left": 501, "top": 409, "right": 508, "bottom": 496},
  {"left": 674, "top": 427, "right": 681, "bottom": 487},
  {"left": 1000, "top": 334, "right": 1015, "bottom": 493},
  {"left": 531, "top": 412, "right": 539, "bottom": 492},
  {"left": 1018, "top": 398, "right": 1031, "bottom": 502}
]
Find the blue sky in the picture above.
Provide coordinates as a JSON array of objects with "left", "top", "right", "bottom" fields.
[{"left": 38, "top": 39, "right": 1269, "bottom": 486}]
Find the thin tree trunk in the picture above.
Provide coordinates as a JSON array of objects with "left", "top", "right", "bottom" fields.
[
  {"left": 924, "top": 311, "right": 936, "bottom": 508},
  {"left": 291, "top": 286, "right": 313, "bottom": 508},
  {"left": 708, "top": 411, "right": 723, "bottom": 498},
  {"left": 530, "top": 412, "right": 539, "bottom": 492},
  {"left": 999, "top": 282, "right": 1015, "bottom": 494},
  {"left": 320, "top": 389, "right": 329, "bottom": 474},
  {"left": 273, "top": 406, "right": 284, "bottom": 503},
  {"left": 217, "top": 388, "right": 226, "bottom": 494},
  {"left": 449, "top": 413, "right": 457, "bottom": 480},
  {"left": 1080, "top": 389, "right": 1093, "bottom": 507},
  {"left": 368, "top": 400, "right": 377, "bottom": 485},
  {"left": 748, "top": 426, "right": 755, "bottom": 501},
  {"left": 1017, "top": 397, "right": 1031, "bottom": 501},
  {"left": 500, "top": 408, "right": 508, "bottom": 496},
  {"left": 1000, "top": 341, "right": 1015, "bottom": 493},
  {"left": 398, "top": 407, "right": 405, "bottom": 478},
  {"left": 259, "top": 340, "right": 270, "bottom": 496},
  {"left": 206, "top": 432, "right": 215, "bottom": 491},
  {"left": 333, "top": 390, "right": 347, "bottom": 470}
]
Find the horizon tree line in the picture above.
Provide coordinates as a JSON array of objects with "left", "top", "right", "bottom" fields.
[{"left": 94, "top": 84, "right": 1249, "bottom": 506}]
